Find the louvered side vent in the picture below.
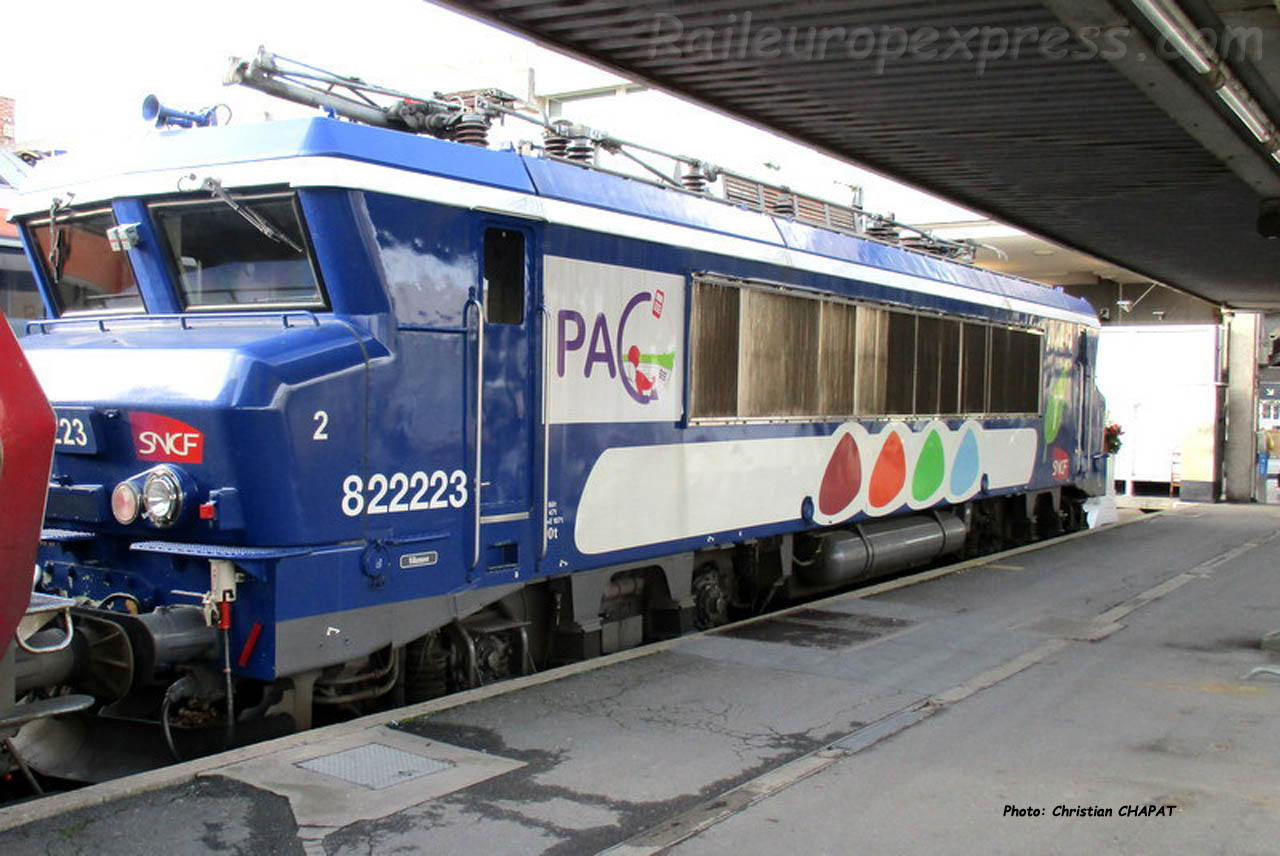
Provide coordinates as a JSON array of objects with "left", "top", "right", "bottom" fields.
[
  {"left": 722, "top": 172, "right": 865, "bottom": 237},
  {"left": 723, "top": 173, "right": 768, "bottom": 208}
]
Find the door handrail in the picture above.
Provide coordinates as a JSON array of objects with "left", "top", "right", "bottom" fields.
[
  {"left": 466, "top": 296, "right": 484, "bottom": 568},
  {"left": 540, "top": 305, "right": 551, "bottom": 560}
]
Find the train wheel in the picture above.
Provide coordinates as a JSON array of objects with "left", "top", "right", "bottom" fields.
[
  {"left": 963, "top": 501, "right": 992, "bottom": 556},
  {"left": 1006, "top": 498, "right": 1033, "bottom": 546},
  {"left": 1034, "top": 493, "right": 1063, "bottom": 539},
  {"left": 1063, "top": 494, "right": 1087, "bottom": 532},
  {"left": 403, "top": 631, "right": 450, "bottom": 703},
  {"left": 966, "top": 499, "right": 1006, "bottom": 555},
  {"left": 692, "top": 563, "right": 731, "bottom": 630}
]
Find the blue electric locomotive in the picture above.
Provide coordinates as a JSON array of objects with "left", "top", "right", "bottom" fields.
[{"left": 6, "top": 52, "right": 1104, "bottom": 767}]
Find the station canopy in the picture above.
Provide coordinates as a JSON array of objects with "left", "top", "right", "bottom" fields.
[{"left": 441, "top": 0, "right": 1280, "bottom": 310}]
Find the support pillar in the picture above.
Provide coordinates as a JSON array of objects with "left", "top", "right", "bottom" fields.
[{"left": 1225, "top": 311, "right": 1262, "bottom": 502}]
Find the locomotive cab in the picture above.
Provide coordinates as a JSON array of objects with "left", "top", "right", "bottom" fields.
[
  {"left": 9, "top": 124, "right": 533, "bottom": 763},
  {"left": 23, "top": 184, "right": 380, "bottom": 550}
]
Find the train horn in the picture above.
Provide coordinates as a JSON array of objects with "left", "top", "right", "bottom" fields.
[{"left": 141, "top": 95, "right": 218, "bottom": 129}]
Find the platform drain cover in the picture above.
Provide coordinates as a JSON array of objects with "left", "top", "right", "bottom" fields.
[
  {"left": 297, "top": 742, "right": 453, "bottom": 790},
  {"left": 715, "top": 610, "right": 915, "bottom": 650}
]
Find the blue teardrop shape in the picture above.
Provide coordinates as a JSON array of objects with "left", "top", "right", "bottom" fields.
[{"left": 950, "top": 429, "right": 980, "bottom": 495}]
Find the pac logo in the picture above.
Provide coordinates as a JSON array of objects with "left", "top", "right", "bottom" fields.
[
  {"left": 130, "top": 412, "right": 204, "bottom": 464},
  {"left": 557, "top": 289, "right": 675, "bottom": 405}
]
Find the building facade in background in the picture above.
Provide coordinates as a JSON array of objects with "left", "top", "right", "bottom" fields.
[
  {"left": 1, "top": 95, "right": 44, "bottom": 334},
  {"left": 0, "top": 96, "right": 14, "bottom": 145}
]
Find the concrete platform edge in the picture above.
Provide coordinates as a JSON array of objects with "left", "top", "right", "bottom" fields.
[{"left": 0, "top": 512, "right": 1159, "bottom": 834}]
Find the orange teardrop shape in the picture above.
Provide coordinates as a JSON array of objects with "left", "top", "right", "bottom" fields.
[{"left": 869, "top": 432, "right": 907, "bottom": 508}]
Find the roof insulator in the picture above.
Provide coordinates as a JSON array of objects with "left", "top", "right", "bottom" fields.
[
  {"left": 565, "top": 136, "right": 595, "bottom": 163},
  {"left": 452, "top": 113, "right": 490, "bottom": 147},
  {"left": 543, "top": 128, "right": 570, "bottom": 158},
  {"left": 682, "top": 164, "right": 712, "bottom": 193}
]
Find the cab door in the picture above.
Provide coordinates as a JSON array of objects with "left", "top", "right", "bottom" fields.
[{"left": 476, "top": 222, "right": 538, "bottom": 573}]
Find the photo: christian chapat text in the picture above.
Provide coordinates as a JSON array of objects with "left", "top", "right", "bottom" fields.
[{"left": 1003, "top": 804, "right": 1177, "bottom": 818}]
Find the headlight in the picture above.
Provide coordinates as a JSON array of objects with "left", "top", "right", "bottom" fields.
[
  {"left": 142, "top": 467, "right": 183, "bottom": 527},
  {"left": 111, "top": 481, "right": 141, "bottom": 525}
]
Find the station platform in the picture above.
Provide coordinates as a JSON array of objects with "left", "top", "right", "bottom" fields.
[{"left": 2, "top": 503, "right": 1278, "bottom": 855}]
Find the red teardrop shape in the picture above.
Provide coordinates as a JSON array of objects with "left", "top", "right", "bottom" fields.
[
  {"left": 818, "top": 433, "right": 862, "bottom": 516},
  {"left": 869, "top": 432, "right": 907, "bottom": 508}
]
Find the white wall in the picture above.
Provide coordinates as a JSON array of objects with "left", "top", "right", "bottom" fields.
[{"left": 1096, "top": 325, "right": 1221, "bottom": 489}]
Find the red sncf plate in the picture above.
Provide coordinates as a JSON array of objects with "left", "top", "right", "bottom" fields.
[
  {"left": 1051, "top": 446, "right": 1070, "bottom": 481},
  {"left": 130, "top": 412, "right": 204, "bottom": 464}
]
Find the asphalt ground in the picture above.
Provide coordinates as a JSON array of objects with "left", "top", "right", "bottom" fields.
[{"left": 1, "top": 503, "right": 1277, "bottom": 855}]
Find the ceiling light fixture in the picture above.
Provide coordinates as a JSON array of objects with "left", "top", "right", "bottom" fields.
[
  {"left": 1130, "top": 0, "right": 1280, "bottom": 158},
  {"left": 1218, "top": 84, "right": 1272, "bottom": 142},
  {"left": 1130, "top": 0, "right": 1215, "bottom": 73}
]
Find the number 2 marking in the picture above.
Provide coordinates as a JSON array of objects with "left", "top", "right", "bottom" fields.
[
  {"left": 409, "top": 471, "right": 431, "bottom": 511},
  {"left": 313, "top": 410, "right": 329, "bottom": 441},
  {"left": 428, "top": 470, "right": 449, "bottom": 509},
  {"left": 388, "top": 473, "right": 410, "bottom": 513},
  {"left": 367, "top": 474, "right": 389, "bottom": 513}
]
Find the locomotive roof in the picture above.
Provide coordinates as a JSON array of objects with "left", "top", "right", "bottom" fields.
[{"left": 15, "top": 118, "right": 1098, "bottom": 325}]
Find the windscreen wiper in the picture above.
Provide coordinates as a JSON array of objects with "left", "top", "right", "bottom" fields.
[
  {"left": 46, "top": 195, "right": 72, "bottom": 285},
  {"left": 200, "top": 177, "right": 304, "bottom": 254}
]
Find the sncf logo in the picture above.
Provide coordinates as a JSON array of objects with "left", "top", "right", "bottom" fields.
[
  {"left": 130, "top": 412, "right": 204, "bottom": 464},
  {"left": 1050, "top": 446, "right": 1070, "bottom": 481}
]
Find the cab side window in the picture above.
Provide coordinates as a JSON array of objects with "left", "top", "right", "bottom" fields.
[{"left": 484, "top": 228, "right": 524, "bottom": 325}]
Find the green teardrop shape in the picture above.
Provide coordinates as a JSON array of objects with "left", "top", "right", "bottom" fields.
[
  {"left": 912, "top": 430, "right": 945, "bottom": 501},
  {"left": 1045, "top": 371, "right": 1069, "bottom": 444}
]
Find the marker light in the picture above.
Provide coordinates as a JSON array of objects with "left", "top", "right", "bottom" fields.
[
  {"left": 111, "top": 481, "right": 141, "bottom": 525},
  {"left": 142, "top": 467, "right": 183, "bottom": 527}
]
